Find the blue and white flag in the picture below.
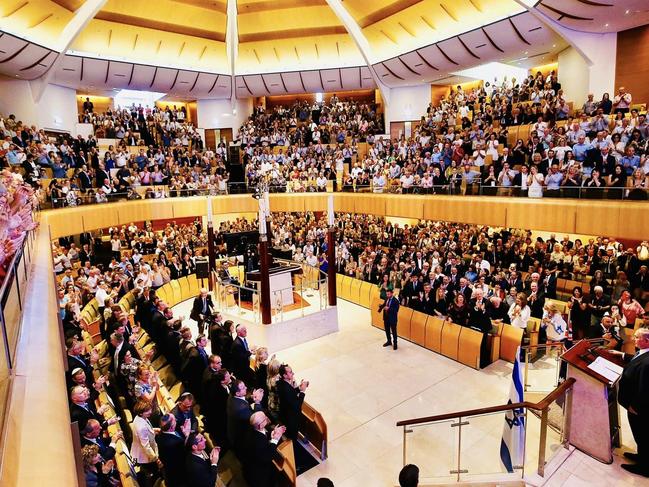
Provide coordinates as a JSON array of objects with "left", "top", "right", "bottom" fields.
[{"left": 500, "top": 346, "right": 526, "bottom": 473}]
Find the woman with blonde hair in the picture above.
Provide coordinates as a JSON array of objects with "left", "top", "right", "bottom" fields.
[
  {"left": 82, "top": 444, "right": 117, "bottom": 487},
  {"left": 266, "top": 358, "right": 282, "bottom": 421},
  {"left": 130, "top": 399, "right": 161, "bottom": 487}
]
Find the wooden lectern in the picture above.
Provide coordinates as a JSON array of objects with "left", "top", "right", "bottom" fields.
[{"left": 561, "top": 340, "right": 623, "bottom": 463}]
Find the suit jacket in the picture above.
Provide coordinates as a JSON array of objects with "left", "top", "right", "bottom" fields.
[
  {"left": 81, "top": 435, "right": 116, "bottom": 461},
  {"left": 618, "top": 351, "right": 649, "bottom": 415},
  {"left": 242, "top": 429, "right": 278, "bottom": 487},
  {"left": 130, "top": 415, "right": 158, "bottom": 464},
  {"left": 380, "top": 295, "right": 399, "bottom": 326},
  {"left": 157, "top": 431, "right": 187, "bottom": 487},
  {"left": 190, "top": 295, "right": 214, "bottom": 322},
  {"left": 542, "top": 273, "right": 558, "bottom": 299},
  {"left": 226, "top": 396, "right": 262, "bottom": 448},
  {"left": 185, "top": 453, "right": 218, "bottom": 487},
  {"left": 230, "top": 336, "right": 253, "bottom": 381},
  {"left": 205, "top": 384, "right": 230, "bottom": 445},
  {"left": 78, "top": 171, "right": 92, "bottom": 190},
  {"left": 468, "top": 299, "right": 492, "bottom": 333},
  {"left": 277, "top": 379, "right": 305, "bottom": 440}
]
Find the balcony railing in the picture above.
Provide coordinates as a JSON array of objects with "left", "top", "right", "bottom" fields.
[{"left": 0, "top": 227, "right": 36, "bottom": 466}]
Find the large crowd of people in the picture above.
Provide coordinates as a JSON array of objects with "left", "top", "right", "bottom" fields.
[
  {"left": 57, "top": 218, "right": 331, "bottom": 487},
  {"left": 341, "top": 81, "right": 648, "bottom": 198},
  {"left": 2, "top": 80, "right": 649, "bottom": 208}
]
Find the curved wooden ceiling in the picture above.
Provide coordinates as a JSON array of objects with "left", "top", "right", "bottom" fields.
[{"left": 0, "top": 0, "right": 646, "bottom": 96}]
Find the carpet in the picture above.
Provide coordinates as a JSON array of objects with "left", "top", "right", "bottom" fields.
[
  {"left": 293, "top": 440, "right": 320, "bottom": 476},
  {"left": 239, "top": 292, "right": 310, "bottom": 313}
]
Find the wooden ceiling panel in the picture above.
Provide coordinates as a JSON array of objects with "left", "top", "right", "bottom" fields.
[
  {"left": 238, "top": 26, "right": 347, "bottom": 43},
  {"left": 172, "top": 0, "right": 227, "bottom": 13},
  {"left": 94, "top": 12, "right": 226, "bottom": 42},
  {"left": 356, "top": 0, "right": 425, "bottom": 28},
  {"left": 50, "top": 0, "right": 86, "bottom": 11},
  {"left": 237, "top": 0, "right": 326, "bottom": 14}
]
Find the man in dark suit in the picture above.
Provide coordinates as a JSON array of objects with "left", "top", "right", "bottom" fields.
[
  {"left": 171, "top": 393, "right": 199, "bottom": 435},
  {"left": 157, "top": 414, "right": 190, "bottom": 487},
  {"left": 401, "top": 273, "right": 421, "bottom": 309},
  {"left": 190, "top": 288, "right": 214, "bottom": 335},
  {"left": 181, "top": 335, "right": 210, "bottom": 401},
  {"left": 527, "top": 282, "right": 546, "bottom": 319},
  {"left": 242, "top": 412, "right": 285, "bottom": 487},
  {"left": 226, "top": 379, "right": 263, "bottom": 456},
  {"left": 230, "top": 324, "right": 255, "bottom": 385},
  {"left": 109, "top": 331, "right": 139, "bottom": 378},
  {"left": 77, "top": 165, "right": 93, "bottom": 191},
  {"left": 80, "top": 419, "right": 119, "bottom": 461},
  {"left": 455, "top": 278, "right": 473, "bottom": 301},
  {"left": 185, "top": 433, "right": 220, "bottom": 487},
  {"left": 611, "top": 328, "right": 649, "bottom": 477},
  {"left": 277, "top": 364, "right": 308, "bottom": 441},
  {"left": 541, "top": 266, "right": 558, "bottom": 299},
  {"left": 66, "top": 338, "right": 96, "bottom": 387},
  {"left": 379, "top": 288, "right": 400, "bottom": 350},
  {"left": 204, "top": 368, "right": 232, "bottom": 449},
  {"left": 69, "top": 385, "right": 119, "bottom": 430},
  {"left": 469, "top": 289, "right": 492, "bottom": 369}
]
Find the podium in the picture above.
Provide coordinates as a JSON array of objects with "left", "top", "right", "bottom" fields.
[{"left": 561, "top": 340, "right": 622, "bottom": 463}]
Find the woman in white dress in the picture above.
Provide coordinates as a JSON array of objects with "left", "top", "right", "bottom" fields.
[{"left": 528, "top": 165, "right": 544, "bottom": 198}]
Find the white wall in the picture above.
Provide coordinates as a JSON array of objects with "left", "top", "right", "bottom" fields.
[
  {"left": 384, "top": 85, "right": 430, "bottom": 126},
  {"left": 453, "top": 62, "right": 528, "bottom": 89},
  {"left": 557, "top": 31, "right": 617, "bottom": 105},
  {"left": 0, "top": 77, "right": 78, "bottom": 135},
  {"left": 197, "top": 97, "right": 253, "bottom": 133},
  {"left": 558, "top": 46, "right": 590, "bottom": 107}
]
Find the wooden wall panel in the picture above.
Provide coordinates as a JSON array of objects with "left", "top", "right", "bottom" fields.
[
  {"left": 616, "top": 25, "right": 649, "bottom": 107},
  {"left": 270, "top": 194, "right": 306, "bottom": 213},
  {"left": 617, "top": 203, "right": 649, "bottom": 241},
  {"left": 83, "top": 206, "right": 120, "bottom": 232},
  {"left": 354, "top": 194, "right": 386, "bottom": 216},
  {"left": 385, "top": 195, "right": 424, "bottom": 219},
  {"left": 42, "top": 194, "right": 648, "bottom": 240},
  {"left": 45, "top": 208, "right": 84, "bottom": 238},
  {"left": 334, "top": 193, "right": 356, "bottom": 214},
  {"left": 116, "top": 200, "right": 174, "bottom": 225},
  {"left": 505, "top": 199, "right": 577, "bottom": 234},
  {"left": 171, "top": 197, "right": 210, "bottom": 218},
  {"left": 575, "top": 202, "right": 620, "bottom": 238}
]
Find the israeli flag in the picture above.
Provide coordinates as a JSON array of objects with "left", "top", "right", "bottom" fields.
[{"left": 500, "top": 346, "right": 526, "bottom": 473}]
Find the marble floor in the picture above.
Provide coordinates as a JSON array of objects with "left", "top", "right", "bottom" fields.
[{"left": 172, "top": 297, "right": 641, "bottom": 487}]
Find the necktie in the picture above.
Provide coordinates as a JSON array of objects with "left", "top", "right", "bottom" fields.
[
  {"left": 202, "top": 298, "right": 207, "bottom": 314},
  {"left": 243, "top": 338, "right": 249, "bottom": 351}
]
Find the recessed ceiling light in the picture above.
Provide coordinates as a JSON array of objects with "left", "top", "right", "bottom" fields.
[
  {"left": 552, "top": 44, "right": 556, "bottom": 48},
  {"left": 625, "top": 9, "right": 630, "bottom": 14},
  {"left": 604, "top": 23, "right": 609, "bottom": 27}
]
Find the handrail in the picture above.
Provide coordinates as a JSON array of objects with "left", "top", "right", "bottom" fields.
[{"left": 396, "top": 377, "right": 575, "bottom": 427}]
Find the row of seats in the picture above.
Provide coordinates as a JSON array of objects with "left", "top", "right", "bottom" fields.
[{"left": 336, "top": 274, "right": 524, "bottom": 369}]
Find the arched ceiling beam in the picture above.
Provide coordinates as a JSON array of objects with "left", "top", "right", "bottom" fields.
[
  {"left": 226, "top": 0, "right": 238, "bottom": 106},
  {"left": 324, "top": 0, "right": 390, "bottom": 104},
  {"left": 30, "top": 0, "right": 108, "bottom": 102}
]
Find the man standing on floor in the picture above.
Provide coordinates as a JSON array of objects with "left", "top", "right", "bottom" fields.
[
  {"left": 611, "top": 327, "right": 649, "bottom": 477},
  {"left": 379, "top": 288, "right": 400, "bottom": 350}
]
